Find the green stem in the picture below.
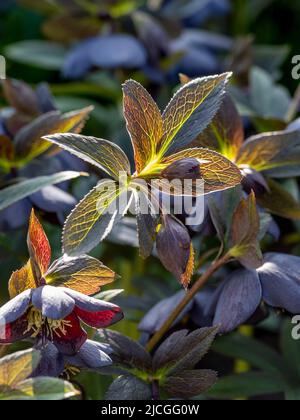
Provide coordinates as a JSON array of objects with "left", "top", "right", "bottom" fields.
[{"left": 146, "top": 253, "right": 231, "bottom": 352}]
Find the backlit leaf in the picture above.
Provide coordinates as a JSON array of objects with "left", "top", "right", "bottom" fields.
[
  {"left": 0, "top": 349, "right": 40, "bottom": 388},
  {"left": 257, "top": 179, "right": 300, "bottom": 220},
  {"left": 0, "top": 171, "right": 84, "bottom": 212},
  {"left": 163, "top": 369, "right": 217, "bottom": 398},
  {"left": 106, "top": 375, "right": 151, "bottom": 401},
  {"left": 2, "top": 79, "right": 40, "bottom": 117},
  {"left": 229, "top": 192, "right": 263, "bottom": 269},
  {"left": 193, "top": 94, "right": 244, "bottom": 160},
  {"left": 27, "top": 209, "right": 51, "bottom": 280},
  {"left": 63, "top": 180, "right": 132, "bottom": 256},
  {"left": 159, "top": 73, "right": 231, "bottom": 156},
  {"left": 237, "top": 130, "right": 300, "bottom": 178},
  {"left": 162, "top": 148, "right": 242, "bottom": 194},
  {"left": 8, "top": 260, "right": 36, "bottom": 299},
  {"left": 44, "top": 133, "right": 131, "bottom": 180},
  {"left": 0, "top": 136, "right": 14, "bottom": 170},
  {"left": 14, "top": 106, "right": 93, "bottom": 160},
  {"left": 123, "top": 80, "right": 163, "bottom": 173},
  {"left": 9, "top": 377, "right": 79, "bottom": 400},
  {"left": 45, "top": 255, "right": 116, "bottom": 295}
]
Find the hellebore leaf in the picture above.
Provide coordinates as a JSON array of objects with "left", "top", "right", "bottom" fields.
[
  {"left": 7, "top": 377, "right": 79, "bottom": 400},
  {"left": 27, "top": 209, "right": 51, "bottom": 281},
  {"left": 14, "top": 106, "right": 93, "bottom": 160},
  {"left": 42, "top": 15, "right": 100, "bottom": 43},
  {"left": 213, "top": 332, "right": 288, "bottom": 377},
  {"left": 98, "top": 329, "right": 152, "bottom": 373},
  {"left": 156, "top": 216, "right": 194, "bottom": 288},
  {"left": 106, "top": 375, "right": 152, "bottom": 401},
  {"left": 159, "top": 73, "right": 231, "bottom": 156},
  {"left": 0, "top": 349, "right": 40, "bottom": 388},
  {"left": 193, "top": 94, "right": 244, "bottom": 160},
  {"left": 62, "top": 180, "right": 132, "bottom": 256},
  {"left": 134, "top": 190, "right": 159, "bottom": 259},
  {"left": 237, "top": 130, "right": 300, "bottom": 177},
  {"left": 163, "top": 369, "right": 217, "bottom": 399},
  {"left": 229, "top": 192, "right": 263, "bottom": 269},
  {"left": 207, "top": 372, "right": 286, "bottom": 400},
  {"left": 0, "top": 136, "right": 14, "bottom": 170},
  {"left": 44, "top": 133, "right": 131, "bottom": 180},
  {"left": 153, "top": 327, "right": 218, "bottom": 374},
  {"left": 2, "top": 79, "right": 40, "bottom": 116},
  {"left": 257, "top": 179, "right": 300, "bottom": 220},
  {"left": 162, "top": 148, "right": 242, "bottom": 194},
  {"left": 8, "top": 260, "right": 36, "bottom": 299},
  {"left": 45, "top": 255, "right": 116, "bottom": 295},
  {"left": 123, "top": 79, "right": 163, "bottom": 173},
  {"left": 0, "top": 171, "right": 84, "bottom": 212}
]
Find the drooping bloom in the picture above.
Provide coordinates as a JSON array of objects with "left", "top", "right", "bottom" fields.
[{"left": 0, "top": 210, "right": 123, "bottom": 355}]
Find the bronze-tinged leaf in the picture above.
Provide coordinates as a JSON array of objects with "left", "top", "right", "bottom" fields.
[
  {"left": 156, "top": 216, "right": 194, "bottom": 288},
  {"left": 257, "top": 178, "right": 300, "bottom": 220},
  {"left": 2, "top": 79, "right": 40, "bottom": 117},
  {"left": 123, "top": 79, "right": 163, "bottom": 173},
  {"left": 43, "top": 134, "right": 131, "bottom": 180},
  {"left": 8, "top": 260, "right": 36, "bottom": 299},
  {"left": 14, "top": 106, "right": 93, "bottom": 160},
  {"left": 229, "top": 192, "right": 263, "bottom": 269},
  {"left": 63, "top": 180, "right": 132, "bottom": 256},
  {"left": 0, "top": 349, "right": 40, "bottom": 388},
  {"left": 162, "top": 148, "right": 243, "bottom": 194},
  {"left": 159, "top": 73, "right": 231, "bottom": 156},
  {"left": 27, "top": 209, "right": 51, "bottom": 281},
  {"left": 163, "top": 369, "right": 217, "bottom": 399},
  {"left": 45, "top": 255, "right": 116, "bottom": 296},
  {"left": 236, "top": 130, "right": 300, "bottom": 177},
  {"left": 193, "top": 94, "right": 244, "bottom": 160},
  {"left": 42, "top": 15, "right": 100, "bottom": 43},
  {"left": 0, "top": 136, "right": 14, "bottom": 168}
]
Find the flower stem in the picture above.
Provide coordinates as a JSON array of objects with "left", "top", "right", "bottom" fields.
[{"left": 146, "top": 253, "right": 231, "bottom": 352}]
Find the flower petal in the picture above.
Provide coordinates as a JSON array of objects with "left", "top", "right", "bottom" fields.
[
  {"left": 62, "top": 288, "right": 122, "bottom": 314},
  {"left": 213, "top": 269, "right": 262, "bottom": 333},
  {"left": 52, "top": 313, "right": 87, "bottom": 356},
  {"left": 258, "top": 253, "right": 300, "bottom": 313},
  {"left": 75, "top": 306, "right": 123, "bottom": 328},
  {"left": 32, "top": 286, "right": 75, "bottom": 320},
  {"left": 0, "top": 314, "right": 32, "bottom": 344},
  {"left": 65, "top": 339, "right": 112, "bottom": 369},
  {"left": 32, "top": 341, "right": 64, "bottom": 378},
  {"left": 0, "top": 289, "right": 31, "bottom": 324}
]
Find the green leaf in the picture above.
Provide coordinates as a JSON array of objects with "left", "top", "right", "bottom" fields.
[
  {"left": 106, "top": 375, "right": 152, "bottom": 401},
  {"left": 213, "top": 333, "right": 287, "bottom": 377},
  {"left": 44, "top": 133, "right": 131, "bottom": 180},
  {"left": 207, "top": 372, "right": 285, "bottom": 399},
  {"left": 163, "top": 369, "right": 217, "bottom": 399},
  {"left": 237, "top": 130, "right": 300, "bottom": 178},
  {"left": 6, "top": 377, "right": 79, "bottom": 400},
  {"left": 229, "top": 192, "right": 263, "bottom": 269},
  {"left": 5, "top": 40, "right": 66, "bottom": 70},
  {"left": 15, "top": 107, "right": 93, "bottom": 161},
  {"left": 63, "top": 180, "right": 132, "bottom": 256},
  {"left": 159, "top": 73, "right": 232, "bottom": 156},
  {"left": 0, "top": 171, "right": 84, "bottom": 212},
  {"left": 45, "top": 255, "right": 116, "bottom": 295},
  {"left": 257, "top": 179, "right": 300, "bottom": 220},
  {"left": 0, "top": 349, "right": 40, "bottom": 388}
]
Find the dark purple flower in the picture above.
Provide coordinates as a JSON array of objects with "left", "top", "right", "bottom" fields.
[
  {"left": 0, "top": 285, "right": 123, "bottom": 355},
  {"left": 204, "top": 253, "right": 300, "bottom": 333}
]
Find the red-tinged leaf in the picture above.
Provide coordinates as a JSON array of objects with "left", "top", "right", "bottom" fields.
[
  {"left": 8, "top": 260, "right": 36, "bottom": 298},
  {"left": 27, "top": 209, "right": 51, "bottom": 281},
  {"left": 2, "top": 79, "right": 40, "bottom": 117},
  {"left": 229, "top": 192, "right": 263, "bottom": 269},
  {"left": 123, "top": 80, "right": 163, "bottom": 173},
  {"left": 0, "top": 136, "right": 14, "bottom": 169}
]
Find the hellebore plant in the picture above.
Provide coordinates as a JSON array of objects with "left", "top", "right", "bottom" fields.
[
  {"left": 0, "top": 78, "right": 92, "bottom": 229},
  {"left": 45, "top": 73, "right": 242, "bottom": 287},
  {"left": 0, "top": 210, "right": 123, "bottom": 355}
]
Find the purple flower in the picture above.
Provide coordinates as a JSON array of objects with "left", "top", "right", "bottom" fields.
[{"left": 0, "top": 285, "right": 123, "bottom": 355}]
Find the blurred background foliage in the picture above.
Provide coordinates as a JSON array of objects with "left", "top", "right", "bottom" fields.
[{"left": 1, "top": 0, "right": 300, "bottom": 400}]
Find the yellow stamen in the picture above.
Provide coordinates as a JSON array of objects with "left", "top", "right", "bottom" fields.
[{"left": 24, "top": 307, "right": 72, "bottom": 340}]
